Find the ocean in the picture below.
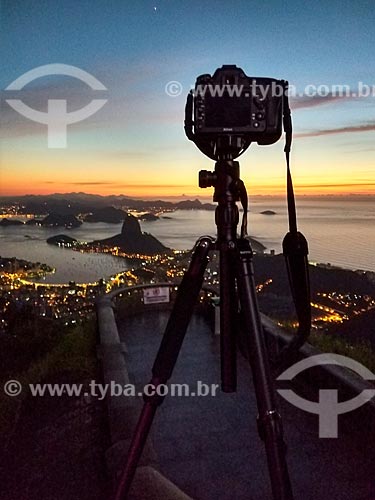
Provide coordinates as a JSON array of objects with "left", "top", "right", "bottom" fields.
[
  {"left": 1, "top": 198, "right": 374, "bottom": 284},
  {"left": 141, "top": 198, "right": 375, "bottom": 272}
]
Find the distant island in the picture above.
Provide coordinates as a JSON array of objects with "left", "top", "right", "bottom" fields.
[
  {"left": 47, "top": 234, "right": 77, "bottom": 246},
  {"left": 0, "top": 218, "right": 24, "bottom": 226},
  {"left": 246, "top": 237, "right": 266, "bottom": 254},
  {"left": 0, "top": 213, "right": 82, "bottom": 228},
  {"left": 137, "top": 213, "right": 159, "bottom": 221},
  {"left": 260, "top": 210, "right": 276, "bottom": 215},
  {"left": 25, "top": 218, "right": 44, "bottom": 225},
  {"left": 175, "top": 199, "right": 215, "bottom": 211},
  {"left": 47, "top": 213, "right": 168, "bottom": 256}
]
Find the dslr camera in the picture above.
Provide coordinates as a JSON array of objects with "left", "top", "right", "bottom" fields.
[{"left": 185, "top": 65, "right": 288, "bottom": 160}]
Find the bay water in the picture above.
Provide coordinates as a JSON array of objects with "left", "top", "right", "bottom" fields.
[{"left": 1, "top": 198, "right": 374, "bottom": 284}]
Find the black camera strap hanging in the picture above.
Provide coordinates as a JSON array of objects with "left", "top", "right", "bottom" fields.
[
  {"left": 275, "top": 86, "right": 311, "bottom": 370},
  {"left": 185, "top": 78, "right": 312, "bottom": 369}
]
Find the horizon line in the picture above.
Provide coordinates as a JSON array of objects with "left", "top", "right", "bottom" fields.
[{"left": 1, "top": 190, "right": 374, "bottom": 200}]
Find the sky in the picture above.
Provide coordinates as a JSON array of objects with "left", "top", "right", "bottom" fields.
[{"left": 1, "top": 0, "right": 374, "bottom": 198}]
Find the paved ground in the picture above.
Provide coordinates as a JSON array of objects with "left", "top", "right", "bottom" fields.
[{"left": 119, "top": 310, "right": 375, "bottom": 500}]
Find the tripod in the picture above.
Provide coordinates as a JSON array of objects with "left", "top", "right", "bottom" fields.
[{"left": 114, "top": 158, "right": 294, "bottom": 500}]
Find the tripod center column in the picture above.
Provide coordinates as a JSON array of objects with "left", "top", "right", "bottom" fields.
[
  {"left": 213, "top": 160, "right": 240, "bottom": 242},
  {"left": 213, "top": 160, "right": 240, "bottom": 392}
]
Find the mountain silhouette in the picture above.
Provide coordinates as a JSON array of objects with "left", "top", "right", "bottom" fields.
[
  {"left": 41, "top": 213, "right": 81, "bottom": 228},
  {"left": 93, "top": 213, "right": 168, "bottom": 255},
  {"left": 84, "top": 207, "right": 126, "bottom": 223},
  {"left": 0, "top": 218, "right": 24, "bottom": 226}
]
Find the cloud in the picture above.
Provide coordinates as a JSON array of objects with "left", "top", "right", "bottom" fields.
[
  {"left": 344, "top": 147, "right": 375, "bottom": 154},
  {"left": 44, "top": 181, "right": 190, "bottom": 189},
  {"left": 43, "top": 181, "right": 114, "bottom": 186},
  {"left": 296, "top": 122, "right": 375, "bottom": 138},
  {"left": 66, "top": 181, "right": 115, "bottom": 186},
  {"left": 296, "top": 182, "right": 375, "bottom": 188},
  {"left": 110, "top": 184, "right": 190, "bottom": 189},
  {"left": 290, "top": 93, "right": 351, "bottom": 110}
]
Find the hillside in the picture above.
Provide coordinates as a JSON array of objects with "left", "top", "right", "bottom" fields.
[
  {"left": 328, "top": 308, "right": 375, "bottom": 347},
  {"left": 84, "top": 207, "right": 126, "bottom": 223},
  {"left": 0, "top": 193, "right": 215, "bottom": 215},
  {"left": 92, "top": 213, "right": 168, "bottom": 255}
]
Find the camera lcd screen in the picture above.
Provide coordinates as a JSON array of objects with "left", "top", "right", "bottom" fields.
[{"left": 204, "top": 94, "right": 252, "bottom": 128}]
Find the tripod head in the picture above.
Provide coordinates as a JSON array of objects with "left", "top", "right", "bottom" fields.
[{"left": 199, "top": 159, "right": 249, "bottom": 240}]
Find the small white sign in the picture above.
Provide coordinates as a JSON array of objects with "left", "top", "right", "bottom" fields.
[{"left": 143, "top": 287, "right": 170, "bottom": 305}]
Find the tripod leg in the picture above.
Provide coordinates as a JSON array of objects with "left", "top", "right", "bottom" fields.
[
  {"left": 235, "top": 239, "right": 294, "bottom": 500},
  {"left": 113, "top": 236, "right": 213, "bottom": 500},
  {"left": 219, "top": 241, "right": 238, "bottom": 392}
]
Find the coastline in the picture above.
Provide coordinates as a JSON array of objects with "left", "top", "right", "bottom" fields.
[
  {"left": 2, "top": 250, "right": 374, "bottom": 289},
  {"left": 1, "top": 199, "right": 374, "bottom": 277}
]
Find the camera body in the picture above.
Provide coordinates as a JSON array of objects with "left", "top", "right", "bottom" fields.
[{"left": 191, "top": 65, "right": 286, "bottom": 147}]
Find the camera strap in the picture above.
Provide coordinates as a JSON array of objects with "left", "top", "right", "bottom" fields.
[{"left": 276, "top": 87, "right": 312, "bottom": 369}]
